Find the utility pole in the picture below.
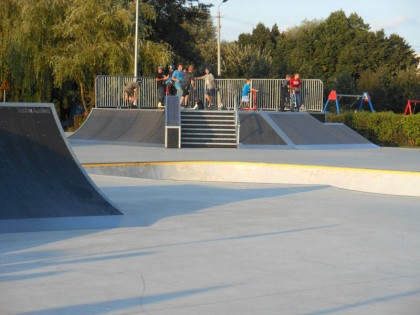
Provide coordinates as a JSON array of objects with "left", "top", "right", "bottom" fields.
[
  {"left": 134, "top": 0, "right": 139, "bottom": 79},
  {"left": 217, "top": 0, "right": 228, "bottom": 77}
]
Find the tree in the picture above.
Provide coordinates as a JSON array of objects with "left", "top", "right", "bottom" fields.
[
  {"left": 0, "top": 0, "right": 21, "bottom": 99},
  {"left": 144, "top": 0, "right": 214, "bottom": 67},
  {"left": 221, "top": 42, "right": 272, "bottom": 78},
  {"left": 237, "top": 23, "right": 280, "bottom": 76},
  {"left": 51, "top": 0, "right": 145, "bottom": 113}
]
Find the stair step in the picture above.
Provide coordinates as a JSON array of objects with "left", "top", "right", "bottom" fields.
[
  {"left": 181, "top": 117, "right": 235, "bottom": 121},
  {"left": 182, "top": 132, "right": 236, "bottom": 136},
  {"left": 181, "top": 119, "right": 235, "bottom": 123},
  {"left": 181, "top": 111, "right": 234, "bottom": 114},
  {"left": 180, "top": 111, "right": 238, "bottom": 148},
  {"left": 182, "top": 137, "right": 236, "bottom": 141},
  {"left": 181, "top": 126, "right": 236, "bottom": 133},
  {"left": 181, "top": 142, "right": 236, "bottom": 147},
  {"left": 182, "top": 122, "right": 235, "bottom": 126}
]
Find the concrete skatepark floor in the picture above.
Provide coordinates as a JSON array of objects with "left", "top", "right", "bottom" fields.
[
  {"left": 1, "top": 104, "right": 419, "bottom": 314},
  {"left": 1, "top": 175, "right": 420, "bottom": 314}
]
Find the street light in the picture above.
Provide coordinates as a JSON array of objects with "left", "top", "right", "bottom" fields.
[
  {"left": 134, "top": 0, "right": 139, "bottom": 78},
  {"left": 217, "top": 0, "right": 228, "bottom": 77}
]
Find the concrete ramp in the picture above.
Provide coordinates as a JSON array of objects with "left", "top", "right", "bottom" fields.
[
  {"left": 70, "top": 108, "right": 165, "bottom": 144},
  {"left": 239, "top": 112, "right": 375, "bottom": 148},
  {"left": 0, "top": 103, "right": 122, "bottom": 220},
  {"left": 239, "top": 113, "right": 286, "bottom": 145},
  {"left": 268, "top": 113, "right": 372, "bottom": 145}
]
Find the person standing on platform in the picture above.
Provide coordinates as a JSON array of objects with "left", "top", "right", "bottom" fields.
[
  {"left": 196, "top": 67, "right": 217, "bottom": 109},
  {"left": 155, "top": 66, "right": 168, "bottom": 109},
  {"left": 180, "top": 65, "right": 195, "bottom": 108},
  {"left": 172, "top": 63, "right": 184, "bottom": 98},
  {"left": 280, "top": 74, "right": 291, "bottom": 111},
  {"left": 290, "top": 73, "right": 302, "bottom": 112},
  {"left": 124, "top": 80, "right": 140, "bottom": 108},
  {"left": 165, "top": 65, "right": 176, "bottom": 96},
  {"left": 240, "top": 78, "right": 258, "bottom": 109}
]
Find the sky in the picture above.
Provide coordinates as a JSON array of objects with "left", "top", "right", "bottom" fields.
[{"left": 205, "top": 0, "right": 420, "bottom": 54}]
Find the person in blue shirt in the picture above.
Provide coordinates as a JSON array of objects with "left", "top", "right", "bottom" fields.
[
  {"left": 172, "top": 63, "right": 184, "bottom": 97},
  {"left": 240, "top": 78, "right": 257, "bottom": 109}
]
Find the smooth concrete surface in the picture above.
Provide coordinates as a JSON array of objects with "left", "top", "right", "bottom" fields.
[
  {"left": 1, "top": 141, "right": 420, "bottom": 314},
  {"left": 70, "top": 140, "right": 420, "bottom": 172},
  {"left": 1, "top": 175, "right": 420, "bottom": 314},
  {"left": 73, "top": 141, "right": 420, "bottom": 196},
  {"left": 84, "top": 161, "right": 420, "bottom": 197}
]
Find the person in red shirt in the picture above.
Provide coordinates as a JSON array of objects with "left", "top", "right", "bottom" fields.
[{"left": 289, "top": 73, "right": 302, "bottom": 112}]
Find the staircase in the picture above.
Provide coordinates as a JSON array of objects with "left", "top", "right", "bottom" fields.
[{"left": 181, "top": 110, "right": 238, "bottom": 148}]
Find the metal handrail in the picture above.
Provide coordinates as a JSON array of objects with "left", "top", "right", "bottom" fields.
[{"left": 96, "top": 75, "right": 324, "bottom": 112}]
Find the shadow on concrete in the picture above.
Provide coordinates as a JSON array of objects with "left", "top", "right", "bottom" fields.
[
  {"left": 100, "top": 183, "right": 330, "bottom": 227},
  {"left": 0, "top": 250, "right": 155, "bottom": 277},
  {"left": 19, "top": 284, "right": 233, "bottom": 315},
  {"left": 305, "top": 289, "right": 420, "bottom": 315}
]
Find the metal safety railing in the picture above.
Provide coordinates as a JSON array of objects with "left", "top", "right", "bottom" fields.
[{"left": 96, "top": 75, "right": 324, "bottom": 112}]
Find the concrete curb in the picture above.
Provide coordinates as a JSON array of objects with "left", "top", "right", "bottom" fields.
[{"left": 84, "top": 161, "right": 420, "bottom": 197}]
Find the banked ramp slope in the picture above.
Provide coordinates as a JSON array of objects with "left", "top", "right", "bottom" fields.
[
  {"left": 239, "top": 112, "right": 375, "bottom": 148},
  {"left": 69, "top": 108, "right": 165, "bottom": 144},
  {"left": 0, "top": 103, "right": 122, "bottom": 220}
]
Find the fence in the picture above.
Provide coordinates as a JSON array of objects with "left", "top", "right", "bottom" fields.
[{"left": 95, "top": 75, "right": 324, "bottom": 111}]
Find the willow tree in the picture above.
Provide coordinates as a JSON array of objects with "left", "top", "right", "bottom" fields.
[
  {"left": 0, "top": 0, "right": 20, "bottom": 98},
  {"left": 0, "top": 0, "right": 62, "bottom": 102},
  {"left": 51, "top": 0, "right": 152, "bottom": 113}
]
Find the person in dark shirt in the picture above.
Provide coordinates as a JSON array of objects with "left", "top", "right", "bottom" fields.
[
  {"left": 155, "top": 66, "right": 168, "bottom": 109},
  {"left": 165, "top": 65, "right": 176, "bottom": 96},
  {"left": 180, "top": 65, "right": 195, "bottom": 108},
  {"left": 280, "top": 74, "right": 291, "bottom": 111}
]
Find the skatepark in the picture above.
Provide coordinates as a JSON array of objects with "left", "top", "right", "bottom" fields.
[{"left": 1, "top": 103, "right": 420, "bottom": 314}]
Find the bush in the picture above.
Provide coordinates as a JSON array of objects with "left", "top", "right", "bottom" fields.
[
  {"left": 401, "top": 115, "right": 420, "bottom": 146},
  {"left": 326, "top": 111, "right": 420, "bottom": 147}
]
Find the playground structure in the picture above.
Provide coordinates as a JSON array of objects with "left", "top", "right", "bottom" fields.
[
  {"left": 403, "top": 100, "right": 420, "bottom": 115},
  {"left": 323, "top": 90, "right": 375, "bottom": 114}
]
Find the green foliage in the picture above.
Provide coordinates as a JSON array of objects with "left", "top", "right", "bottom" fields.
[
  {"left": 236, "top": 10, "right": 419, "bottom": 110},
  {"left": 0, "top": 0, "right": 214, "bottom": 117},
  {"left": 357, "top": 66, "right": 420, "bottom": 112},
  {"left": 334, "top": 72, "right": 356, "bottom": 94},
  {"left": 327, "top": 112, "right": 420, "bottom": 147},
  {"left": 144, "top": 0, "right": 214, "bottom": 68},
  {"left": 221, "top": 43, "right": 272, "bottom": 78},
  {"left": 2, "top": 4, "right": 419, "bottom": 118},
  {"left": 401, "top": 115, "right": 420, "bottom": 146}
]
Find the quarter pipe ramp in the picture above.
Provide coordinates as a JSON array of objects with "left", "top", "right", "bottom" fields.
[{"left": 0, "top": 103, "right": 122, "bottom": 221}]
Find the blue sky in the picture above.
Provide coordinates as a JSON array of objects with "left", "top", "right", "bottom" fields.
[{"left": 206, "top": 0, "right": 420, "bottom": 54}]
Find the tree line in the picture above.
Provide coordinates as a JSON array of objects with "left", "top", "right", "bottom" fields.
[{"left": 1, "top": 1, "right": 419, "bottom": 120}]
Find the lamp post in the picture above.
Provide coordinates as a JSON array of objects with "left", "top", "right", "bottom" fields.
[
  {"left": 217, "top": 0, "right": 228, "bottom": 77},
  {"left": 134, "top": 0, "right": 139, "bottom": 78}
]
